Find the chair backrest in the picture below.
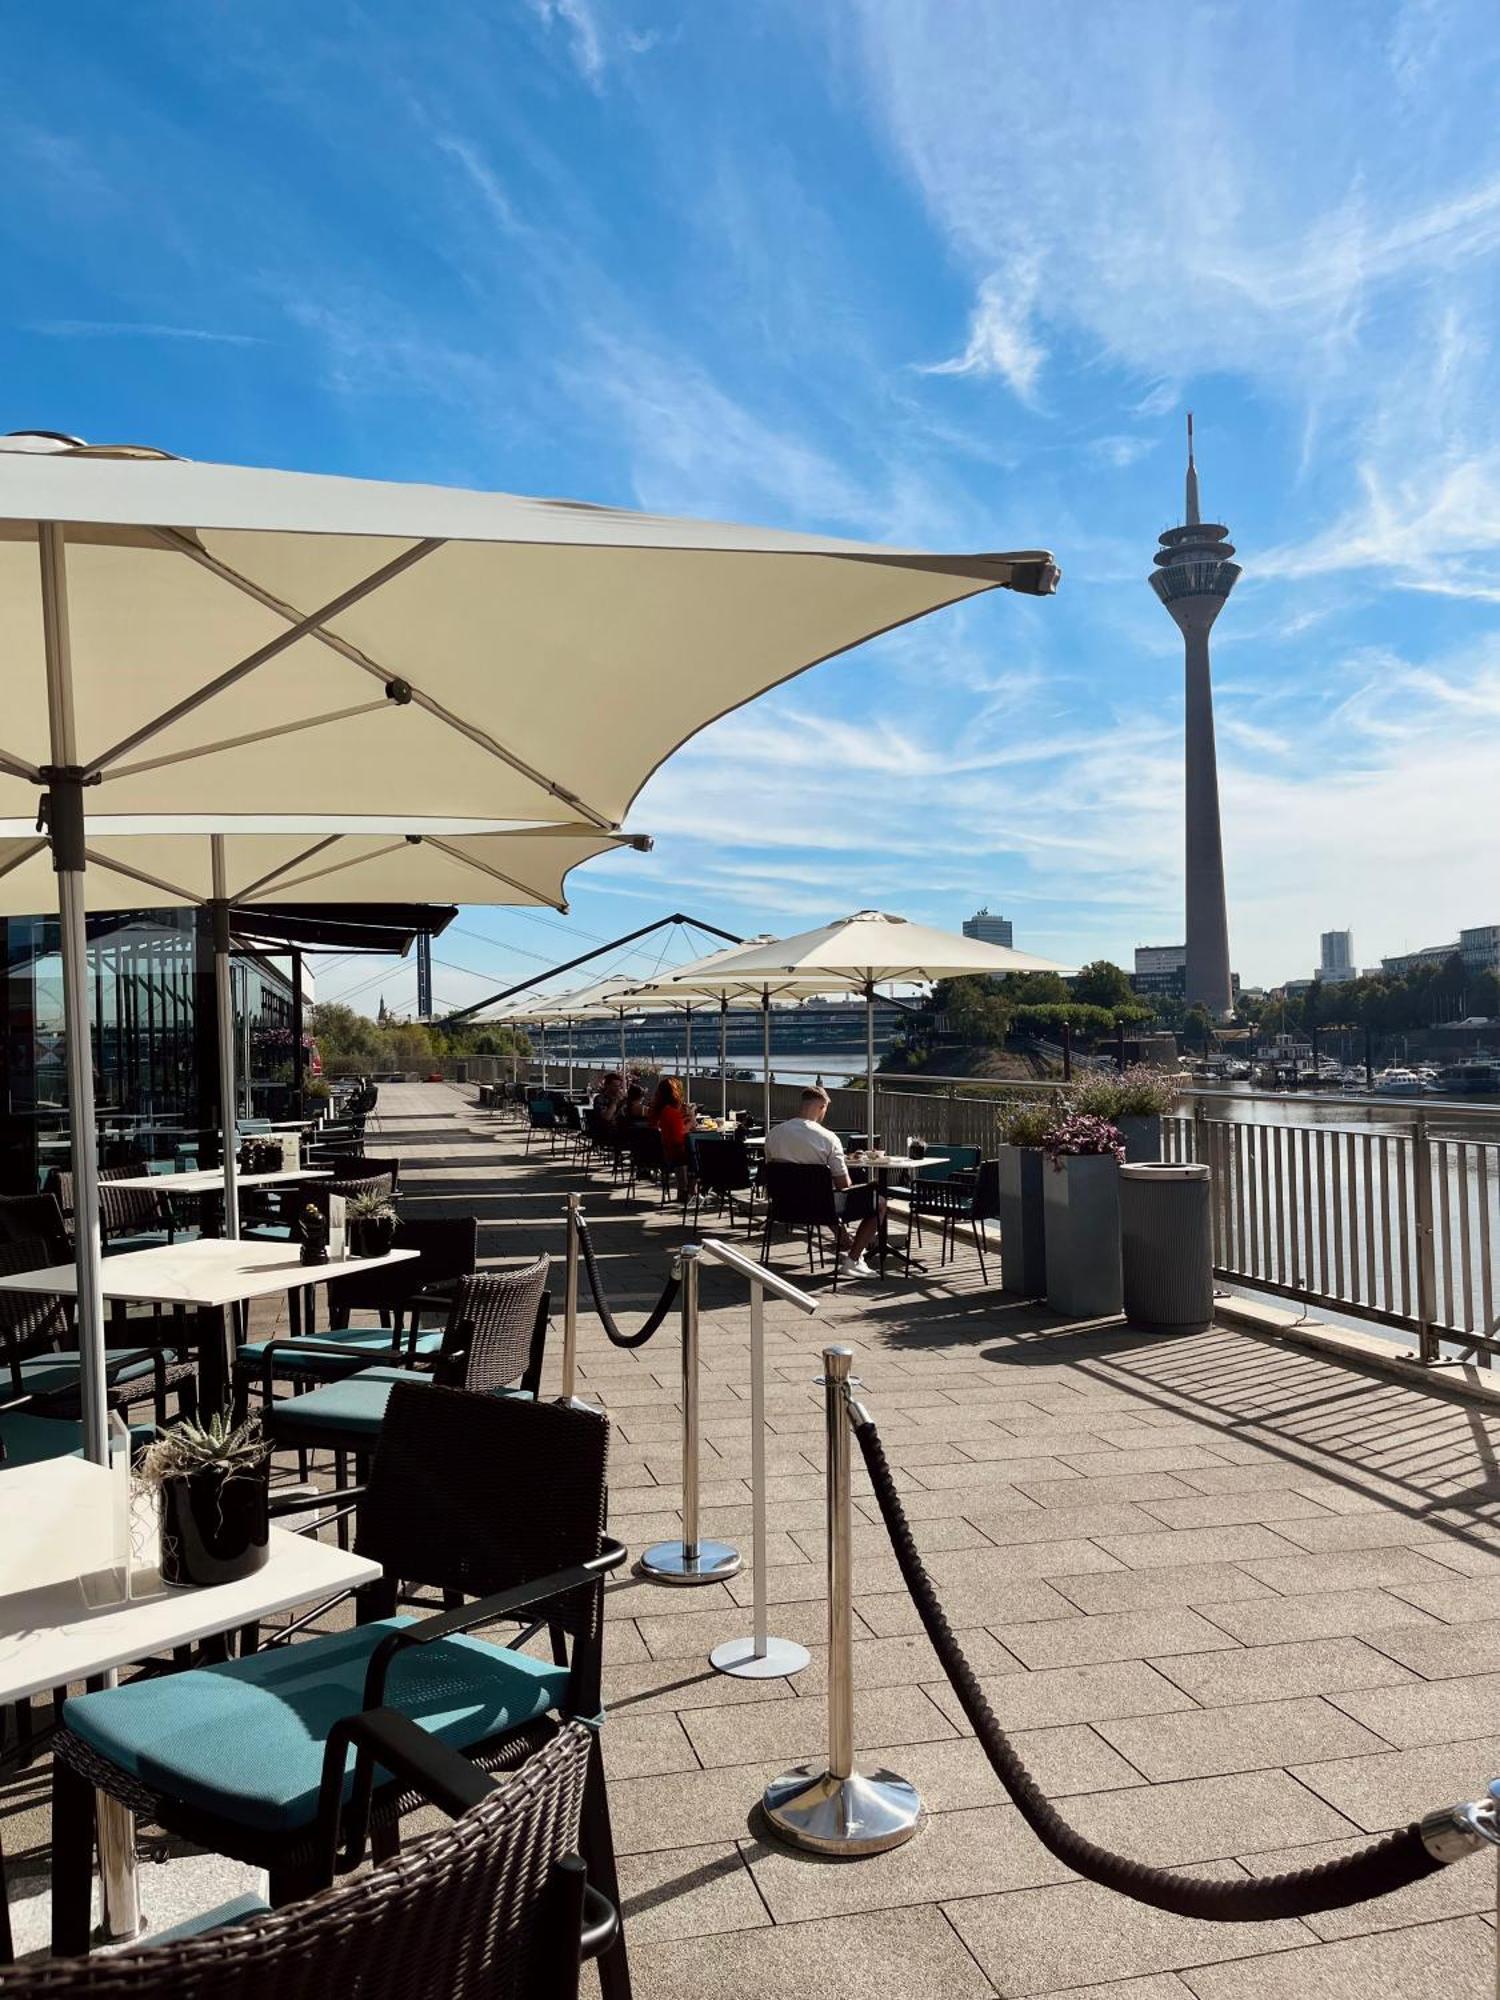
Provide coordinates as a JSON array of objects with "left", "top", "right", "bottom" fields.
[
  {"left": 626, "top": 1125, "right": 663, "bottom": 1173},
  {"left": 763, "top": 1160, "right": 839, "bottom": 1227},
  {"left": 0, "top": 1191, "right": 70, "bottom": 1260},
  {"left": 694, "top": 1134, "right": 752, "bottom": 1196},
  {"left": 329, "top": 1173, "right": 397, "bottom": 1205},
  {"left": 441, "top": 1256, "right": 550, "bottom": 1396},
  {"left": 971, "top": 1158, "right": 1002, "bottom": 1221},
  {"left": 341, "top": 1154, "right": 400, "bottom": 1192},
  {"left": 326, "top": 1216, "right": 479, "bottom": 1318},
  {"left": 0, "top": 1236, "right": 72, "bottom": 1381},
  {"left": 358, "top": 1382, "right": 609, "bottom": 1644},
  {"left": 0, "top": 1718, "right": 596, "bottom": 2000},
  {"left": 557, "top": 1100, "right": 583, "bottom": 1133},
  {"left": 527, "top": 1096, "right": 556, "bottom": 1130},
  {"left": 97, "top": 1162, "right": 174, "bottom": 1238}
]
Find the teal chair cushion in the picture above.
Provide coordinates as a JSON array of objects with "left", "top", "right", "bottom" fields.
[
  {"left": 239, "top": 1326, "right": 442, "bottom": 1378},
  {"left": 267, "top": 1370, "right": 419, "bottom": 1445},
  {"left": 13, "top": 1347, "right": 173, "bottom": 1399},
  {"left": 64, "top": 1618, "right": 570, "bottom": 1833},
  {"left": 1, "top": 1412, "right": 156, "bottom": 1466}
]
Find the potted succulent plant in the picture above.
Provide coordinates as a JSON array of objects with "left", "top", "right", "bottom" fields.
[
  {"left": 138, "top": 1412, "right": 271, "bottom": 1588},
  {"left": 346, "top": 1188, "right": 399, "bottom": 1258},
  {"left": 994, "top": 1100, "right": 1057, "bottom": 1297},
  {"left": 1041, "top": 1111, "right": 1125, "bottom": 1320},
  {"left": 1070, "top": 1066, "right": 1181, "bottom": 1163}
]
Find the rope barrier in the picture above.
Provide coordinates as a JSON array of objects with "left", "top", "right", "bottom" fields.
[
  {"left": 574, "top": 1209, "right": 680, "bottom": 1349},
  {"left": 853, "top": 1413, "right": 1463, "bottom": 1920}
]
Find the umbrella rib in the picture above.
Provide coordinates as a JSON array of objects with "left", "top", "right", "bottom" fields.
[
  {"left": 254, "top": 838, "right": 415, "bottom": 897},
  {"left": 101, "top": 700, "right": 393, "bottom": 782},
  {"left": 82, "top": 538, "right": 444, "bottom": 779},
  {"left": 81, "top": 848, "right": 206, "bottom": 906},
  {"left": 233, "top": 835, "right": 347, "bottom": 902},
  {"left": 0, "top": 837, "right": 47, "bottom": 882},
  {"left": 421, "top": 834, "right": 564, "bottom": 912},
  {"left": 0, "top": 748, "right": 44, "bottom": 784},
  {"left": 149, "top": 527, "right": 618, "bottom": 830}
]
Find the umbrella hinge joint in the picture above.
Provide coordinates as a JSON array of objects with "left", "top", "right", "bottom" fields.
[
  {"left": 37, "top": 766, "right": 97, "bottom": 872},
  {"left": 384, "top": 679, "right": 413, "bottom": 706}
]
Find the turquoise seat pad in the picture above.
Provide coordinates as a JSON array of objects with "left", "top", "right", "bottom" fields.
[
  {"left": 1, "top": 1412, "right": 155, "bottom": 1467},
  {"left": 266, "top": 1369, "right": 422, "bottom": 1443},
  {"left": 239, "top": 1326, "right": 441, "bottom": 1377},
  {"left": 64, "top": 1617, "right": 569, "bottom": 1833},
  {"left": 15, "top": 1347, "right": 174, "bottom": 1399}
]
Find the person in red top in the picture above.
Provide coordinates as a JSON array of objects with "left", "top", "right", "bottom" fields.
[{"left": 649, "top": 1075, "right": 696, "bottom": 1197}]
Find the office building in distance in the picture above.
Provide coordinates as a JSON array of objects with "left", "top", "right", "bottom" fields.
[
  {"left": 1320, "top": 930, "right": 1355, "bottom": 984},
  {"left": 962, "top": 907, "right": 1014, "bottom": 949}
]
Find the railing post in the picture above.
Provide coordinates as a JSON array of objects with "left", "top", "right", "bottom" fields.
[
  {"left": 711, "top": 1276, "right": 811, "bottom": 1679},
  {"left": 1412, "top": 1112, "right": 1439, "bottom": 1365},
  {"left": 762, "top": 1346, "right": 921, "bottom": 1855},
  {"left": 639, "top": 1248, "right": 740, "bottom": 1585}
]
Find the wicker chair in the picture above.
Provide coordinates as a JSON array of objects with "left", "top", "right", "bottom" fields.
[
  {"left": 0, "top": 1239, "right": 195, "bottom": 1427},
  {"left": 48, "top": 1384, "right": 631, "bottom": 1997},
  {"left": 690, "top": 1134, "right": 759, "bottom": 1233},
  {"left": 44, "top": 1166, "right": 177, "bottom": 1250},
  {"left": 7, "top": 1722, "right": 613, "bottom": 1999},
  {"left": 254, "top": 1258, "right": 551, "bottom": 1467}
]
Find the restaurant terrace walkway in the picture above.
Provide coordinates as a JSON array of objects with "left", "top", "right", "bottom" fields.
[
  {"left": 10, "top": 1080, "right": 1500, "bottom": 1995},
  {"left": 380, "top": 1082, "right": 1500, "bottom": 1998}
]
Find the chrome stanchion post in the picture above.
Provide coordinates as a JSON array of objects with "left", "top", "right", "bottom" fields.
[
  {"left": 562, "top": 1192, "right": 581, "bottom": 1402},
  {"left": 763, "top": 1346, "right": 921, "bottom": 1854},
  {"left": 712, "top": 1274, "right": 811, "bottom": 1678},
  {"left": 640, "top": 1247, "right": 740, "bottom": 1584}
]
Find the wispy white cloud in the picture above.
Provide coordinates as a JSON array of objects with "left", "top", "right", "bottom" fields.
[
  {"left": 27, "top": 319, "right": 262, "bottom": 345},
  {"left": 525, "top": 0, "right": 606, "bottom": 89},
  {"left": 918, "top": 263, "right": 1044, "bottom": 403}
]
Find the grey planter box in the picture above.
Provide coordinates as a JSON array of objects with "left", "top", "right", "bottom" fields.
[
  {"left": 1114, "top": 1113, "right": 1162, "bottom": 1163},
  {"left": 996, "top": 1145, "right": 1047, "bottom": 1296},
  {"left": 1043, "top": 1152, "right": 1123, "bottom": 1320}
]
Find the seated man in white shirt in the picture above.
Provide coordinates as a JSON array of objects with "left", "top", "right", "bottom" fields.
[{"left": 763, "top": 1085, "right": 883, "bottom": 1279}]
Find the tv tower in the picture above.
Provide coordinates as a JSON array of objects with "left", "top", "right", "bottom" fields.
[{"left": 1149, "top": 414, "right": 1239, "bottom": 1019}]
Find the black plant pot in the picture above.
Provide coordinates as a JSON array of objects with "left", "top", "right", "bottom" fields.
[
  {"left": 349, "top": 1214, "right": 396, "bottom": 1259},
  {"left": 159, "top": 1465, "right": 270, "bottom": 1588}
]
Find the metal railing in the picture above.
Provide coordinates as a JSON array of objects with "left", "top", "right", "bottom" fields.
[{"left": 1166, "top": 1109, "right": 1500, "bottom": 1364}]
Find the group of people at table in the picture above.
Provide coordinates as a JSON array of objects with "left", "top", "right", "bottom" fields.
[{"left": 589, "top": 1075, "right": 885, "bottom": 1279}]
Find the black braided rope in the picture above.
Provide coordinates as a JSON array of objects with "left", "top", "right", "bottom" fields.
[
  {"left": 575, "top": 1211, "right": 681, "bottom": 1349},
  {"left": 854, "top": 1416, "right": 1448, "bottom": 1921}
]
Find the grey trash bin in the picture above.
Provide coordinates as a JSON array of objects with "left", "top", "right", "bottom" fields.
[{"left": 1120, "top": 1162, "right": 1213, "bottom": 1334}]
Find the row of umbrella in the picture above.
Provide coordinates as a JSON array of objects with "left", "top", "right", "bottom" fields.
[
  {"left": 0, "top": 431, "right": 1058, "bottom": 1461},
  {"left": 491, "top": 909, "right": 1069, "bottom": 1138}
]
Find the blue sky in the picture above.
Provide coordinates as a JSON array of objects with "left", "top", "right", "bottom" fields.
[{"left": 5, "top": 0, "right": 1500, "bottom": 1011}]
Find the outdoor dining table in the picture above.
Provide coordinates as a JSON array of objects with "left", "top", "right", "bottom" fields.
[
  {"left": 0, "top": 1452, "right": 379, "bottom": 1951},
  {"left": 845, "top": 1151, "right": 950, "bottom": 1276},
  {"left": 0, "top": 1240, "right": 419, "bottom": 1415}
]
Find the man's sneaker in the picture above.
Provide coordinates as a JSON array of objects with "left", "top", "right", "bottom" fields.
[{"left": 838, "top": 1255, "right": 874, "bottom": 1280}]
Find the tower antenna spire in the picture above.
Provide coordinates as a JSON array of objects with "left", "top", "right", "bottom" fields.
[{"left": 1185, "top": 411, "right": 1200, "bottom": 527}]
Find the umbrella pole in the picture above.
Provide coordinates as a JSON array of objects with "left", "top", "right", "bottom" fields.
[
  {"left": 866, "top": 981, "right": 876, "bottom": 1149},
  {"left": 685, "top": 1008, "right": 693, "bottom": 1089},
  {"left": 762, "top": 992, "right": 772, "bottom": 1132},
  {"left": 619, "top": 1013, "right": 626, "bottom": 1076},
  {"left": 568, "top": 1020, "right": 575, "bottom": 1093},
  {"left": 540, "top": 1023, "right": 547, "bottom": 1085},
  {"left": 720, "top": 1000, "right": 729, "bottom": 1121},
  {"left": 211, "top": 838, "right": 241, "bottom": 1242},
  {"left": 39, "top": 526, "right": 108, "bottom": 1465}
]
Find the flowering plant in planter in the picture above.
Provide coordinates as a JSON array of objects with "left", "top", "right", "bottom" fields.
[
  {"left": 1071, "top": 1065, "right": 1183, "bottom": 1120},
  {"left": 1041, "top": 1112, "right": 1124, "bottom": 1170}
]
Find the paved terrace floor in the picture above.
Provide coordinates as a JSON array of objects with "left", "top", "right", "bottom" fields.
[
  {"left": 9, "top": 1080, "right": 1500, "bottom": 1995},
  {"left": 389, "top": 1083, "right": 1500, "bottom": 1999}
]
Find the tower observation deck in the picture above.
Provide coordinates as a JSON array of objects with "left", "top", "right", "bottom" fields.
[{"left": 1149, "top": 415, "right": 1238, "bottom": 1020}]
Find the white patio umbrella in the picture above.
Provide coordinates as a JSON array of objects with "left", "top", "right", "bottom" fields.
[
  {"left": 0, "top": 816, "right": 640, "bottom": 1379},
  {"left": 620, "top": 940, "right": 846, "bottom": 1122},
  {"left": 682, "top": 911, "right": 1072, "bottom": 1144},
  {"left": 487, "top": 989, "right": 619, "bottom": 1089},
  {"left": 0, "top": 430, "right": 1057, "bottom": 1461}
]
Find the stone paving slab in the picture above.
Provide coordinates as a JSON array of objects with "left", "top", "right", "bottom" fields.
[{"left": 31, "top": 1083, "right": 1486, "bottom": 2000}]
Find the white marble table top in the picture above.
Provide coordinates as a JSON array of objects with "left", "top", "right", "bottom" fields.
[
  {"left": 0, "top": 1239, "right": 419, "bottom": 1310},
  {"left": 105, "top": 1168, "right": 332, "bottom": 1193}
]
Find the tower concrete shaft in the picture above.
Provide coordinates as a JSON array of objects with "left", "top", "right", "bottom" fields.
[{"left": 1149, "top": 415, "right": 1238, "bottom": 1020}]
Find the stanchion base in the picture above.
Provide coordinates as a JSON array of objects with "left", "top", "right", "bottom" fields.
[
  {"left": 761, "top": 1764, "right": 921, "bottom": 1855},
  {"left": 638, "top": 1539, "right": 741, "bottom": 1585},
  {"left": 710, "top": 1634, "right": 810, "bottom": 1679}
]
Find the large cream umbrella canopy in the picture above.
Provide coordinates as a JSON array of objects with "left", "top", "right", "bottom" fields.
[
  {"left": 0, "top": 431, "right": 1056, "bottom": 1459},
  {"left": 678, "top": 911, "right": 1073, "bottom": 1142}
]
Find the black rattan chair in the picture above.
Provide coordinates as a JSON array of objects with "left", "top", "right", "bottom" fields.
[
  {"left": 49, "top": 1384, "right": 631, "bottom": 1998},
  {"left": 523, "top": 1097, "right": 556, "bottom": 1155},
  {"left": 691, "top": 1134, "right": 758, "bottom": 1233},
  {"left": 0, "top": 1239, "right": 195, "bottom": 1427},
  {"left": 759, "top": 1161, "right": 843, "bottom": 1287},
  {"left": 9, "top": 1722, "right": 612, "bottom": 1999}
]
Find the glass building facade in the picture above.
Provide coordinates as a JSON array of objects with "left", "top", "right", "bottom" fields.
[{"left": 1, "top": 906, "right": 294, "bottom": 1194}]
